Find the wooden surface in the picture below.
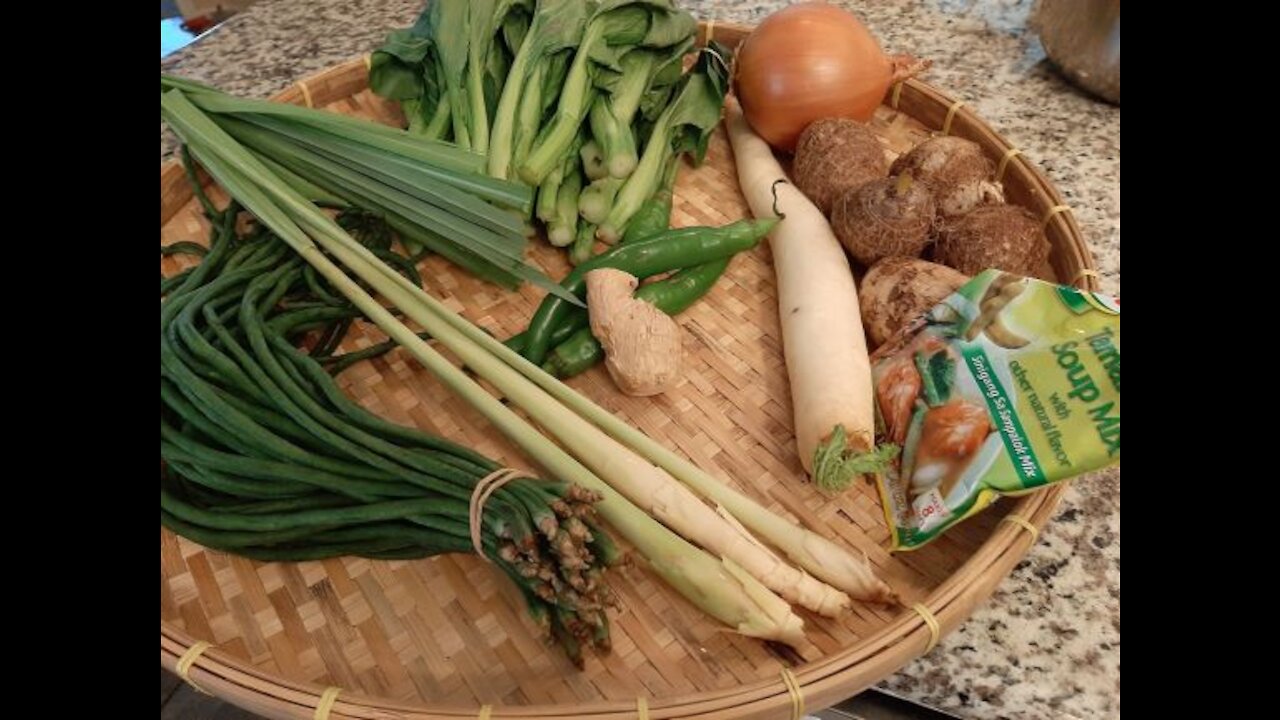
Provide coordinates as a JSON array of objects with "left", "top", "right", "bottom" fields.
[{"left": 161, "top": 27, "right": 1085, "bottom": 718}]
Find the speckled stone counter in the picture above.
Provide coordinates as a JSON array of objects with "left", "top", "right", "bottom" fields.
[{"left": 161, "top": 3, "right": 1120, "bottom": 718}]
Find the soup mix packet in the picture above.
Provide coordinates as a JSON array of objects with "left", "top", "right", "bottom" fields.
[{"left": 870, "top": 270, "right": 1119, "bottom": 550}]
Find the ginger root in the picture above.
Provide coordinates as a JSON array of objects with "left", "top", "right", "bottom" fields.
[{"left": 585, "top": 268, "right": 682, "bottom": 396}]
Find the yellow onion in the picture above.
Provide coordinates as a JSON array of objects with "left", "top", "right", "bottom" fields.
[{"left": 735, "top": 3, "right": 899, "bottom": 152}]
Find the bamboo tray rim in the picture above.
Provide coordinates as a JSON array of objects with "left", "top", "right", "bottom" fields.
[
  {"left": 163, "top": 485, "right": 1064, "bottom": 718},
  {"left": 161, "top": 20, "right": 1087, "bottom": 717}
]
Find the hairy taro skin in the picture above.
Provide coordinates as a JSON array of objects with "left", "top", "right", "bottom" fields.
[
  {"left": 793, "top": 118, "right": 890, "bottom": 215},
  {"left": 889, "top": 136, "right": 1004, "bottom": 217},
  {"left": 832, "top": 176, "right": 935, "bottom": 266},
  {"left": 934, "top": 204, "right": 1048, "bottom": 276}
]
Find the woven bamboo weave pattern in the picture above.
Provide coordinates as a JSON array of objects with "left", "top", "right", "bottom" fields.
[{"left": 161, "top": 23, "right": 1087, "bottom": 718}]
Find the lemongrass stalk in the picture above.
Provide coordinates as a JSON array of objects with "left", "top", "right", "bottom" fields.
[
  {"left": 291, "top": 178, "right": 888, "bottom": 600},
  {"left": 341, "top": 249, "right": 844, "bottom": 618},
  {"left": 444, "top": 298, "right": 896, "bottom": 602},
  {"left": 297, "top": 199, "right": 808, "bottom": 644},
  {"left": 369, "top": 255, "right": 898, "bottom": 604},
  {"left": 196, "top": 100, "right": 851, "bottom": 614},
  {"left": 162, "top": 89, "right": 806, "bottom": 643},
  {"left": 290, "top": 190, "right": 860, "bottom": 616}
]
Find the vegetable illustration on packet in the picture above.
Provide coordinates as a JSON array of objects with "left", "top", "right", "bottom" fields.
[{"left": 870, "top": 270, "right": 1119, "bottom": 550}]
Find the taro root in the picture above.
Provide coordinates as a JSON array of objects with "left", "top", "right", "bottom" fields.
[
  {"left": 832, "top": 174, "right": 935, "bottom": 266},
  {"left": 934, "top": 204, "right": 1049, "bottom": 276},
  {"left": 859, "top": 257, "right": 970, "bottom": 347},
  {"left": 792, "top": 118, "right": 890, "bottom": 215},
  {"left": 889, "top": 136, "right": 1004, "bottom": 217}
]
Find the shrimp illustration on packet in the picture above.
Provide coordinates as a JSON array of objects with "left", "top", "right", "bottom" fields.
[{"left": 870, "top": 270, "right": 1119, "bottom": 550}]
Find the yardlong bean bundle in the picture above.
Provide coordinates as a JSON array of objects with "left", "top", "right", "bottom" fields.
[{"left": 160, "top": 193, "right": 618, "bottom": 664}]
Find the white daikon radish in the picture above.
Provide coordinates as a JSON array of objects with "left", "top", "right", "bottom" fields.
[{"left": 725, "top": 99, "right": 897, "bottom": 492}]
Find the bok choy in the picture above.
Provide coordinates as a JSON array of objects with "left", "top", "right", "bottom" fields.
[{"left": 598, "top": 41, "right": 731, "bottom": 242}]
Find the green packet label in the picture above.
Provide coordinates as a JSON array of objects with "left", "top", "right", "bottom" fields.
[{"left": 870, "top": 270, "right": 1119, "bottom": 551}]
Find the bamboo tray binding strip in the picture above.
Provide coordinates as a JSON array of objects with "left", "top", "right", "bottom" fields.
[{"left": 160, "top": 20, "right": 1090, "bottom": 720}]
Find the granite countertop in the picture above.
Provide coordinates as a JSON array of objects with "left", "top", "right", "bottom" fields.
[{"left": 161, "top": 2, "right": 1120, "bottom": 718}]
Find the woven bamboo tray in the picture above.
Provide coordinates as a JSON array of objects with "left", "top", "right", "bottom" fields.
[{"left": 161, "top": 21, "right": 1093, "bottom": 720}]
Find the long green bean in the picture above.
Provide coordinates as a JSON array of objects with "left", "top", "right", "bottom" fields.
[{"left": 160, "top": 185, "right": 618, "bottom": 665}]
